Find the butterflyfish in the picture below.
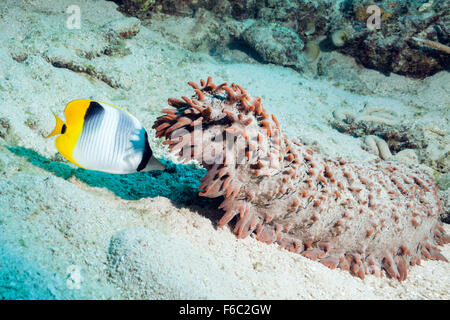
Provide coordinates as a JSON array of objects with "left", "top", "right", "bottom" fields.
[{"left": 47, "top": 99, "right": 165, "bottom": 174}]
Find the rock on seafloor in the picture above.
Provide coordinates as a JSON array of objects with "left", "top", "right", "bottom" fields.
[
  {"left": 241, "top": 21, "right": 306, "bottom": 70},
  {"left": 116, "top": 0, "right": 450, "bottom": 78}
]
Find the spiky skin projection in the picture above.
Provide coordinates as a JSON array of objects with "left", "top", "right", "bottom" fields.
[{"left": 153, "top": 77, "right": 449, "bottom": 281}]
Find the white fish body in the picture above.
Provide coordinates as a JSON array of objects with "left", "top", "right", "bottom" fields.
[{"left": 48, "top": 100, "right": 165, "bottom": 174}]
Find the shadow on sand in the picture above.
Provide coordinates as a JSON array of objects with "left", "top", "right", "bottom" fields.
[{"left": 7, "top": 147, "right": 223, "bottom": 218}]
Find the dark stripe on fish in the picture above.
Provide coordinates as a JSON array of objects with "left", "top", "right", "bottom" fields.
[
  {"left": 137, "top": 130, "right": 152, "bottom": 172},
  {"left": 61, "top": 124, "right": 67, "bottom": 134},
  {"left": 84, "top": 101, "right": 105, "bottom": 123}
]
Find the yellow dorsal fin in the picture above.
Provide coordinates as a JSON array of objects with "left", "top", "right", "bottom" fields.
[{"left": 47, "top": 112, "right": 66, "bottom": 138}]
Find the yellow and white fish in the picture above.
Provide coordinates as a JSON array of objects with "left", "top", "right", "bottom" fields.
[{"left": 47, "top": 99, "right": 165, "bottom": 174}]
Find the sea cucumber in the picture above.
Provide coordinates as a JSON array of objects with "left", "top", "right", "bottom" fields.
[{"left": 153, "top": 77, "right": 449, "bottom": 281}]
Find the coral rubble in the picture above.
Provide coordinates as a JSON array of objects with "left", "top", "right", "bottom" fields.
[
  {"left": 339, "top": 0, "right": 450, "bottom": 78},
  {"left": 115, "top": 0, "right": 450, "bottom": 78}
]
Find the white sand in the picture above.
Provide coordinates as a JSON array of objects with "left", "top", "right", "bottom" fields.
[{"left": 0, "top": 0, "right": 448, "bottom": 299}]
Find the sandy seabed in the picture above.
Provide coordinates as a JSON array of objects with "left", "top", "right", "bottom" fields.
[{"left": 0, "top": 0, "right": 448, "bottom": 299}]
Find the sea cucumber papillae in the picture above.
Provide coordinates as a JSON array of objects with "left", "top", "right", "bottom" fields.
[{"left": 153, "top": 77, "right": 449, "bottom": 281}]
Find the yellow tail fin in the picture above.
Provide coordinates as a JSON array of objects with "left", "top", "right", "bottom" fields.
[{"left": 47, "top": 112, "right": 66, "bottom": 138}]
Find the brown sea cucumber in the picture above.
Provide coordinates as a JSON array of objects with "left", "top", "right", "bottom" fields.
[{"left": 153, "top": 77, "right": 449, "bottom": 281}]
